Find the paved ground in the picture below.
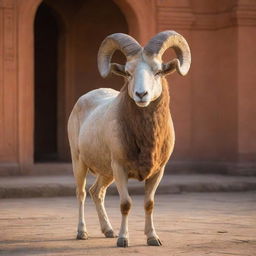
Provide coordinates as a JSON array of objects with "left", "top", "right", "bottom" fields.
[
  {"left": 1, "top": 174, "right": 256, "bottom": 198},
  {"left": 0, "top": 192, "right": 255, "bottom": 255}
]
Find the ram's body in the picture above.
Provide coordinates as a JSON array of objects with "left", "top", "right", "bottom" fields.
[
  {"left": 68, "top": 82, "right": 174, "bottom": 182},
  {"left": 68, "top": 31, "right": 191, "bottom": 247}
]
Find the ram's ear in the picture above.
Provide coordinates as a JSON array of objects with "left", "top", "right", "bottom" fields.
[
  {"left": 111, "top": 63, "right": 127, "bottom": 77},
  {"left": 162, "top": 59, "right": 179, "bottom": 76}
]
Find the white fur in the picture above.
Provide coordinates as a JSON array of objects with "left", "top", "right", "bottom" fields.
[{"left": 126, "top": 53, "right": 163, "bottom": 107}]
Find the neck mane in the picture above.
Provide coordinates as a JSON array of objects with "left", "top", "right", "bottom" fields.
[{"left": 119, "top": 78, "right": 172, "bottom": 181}]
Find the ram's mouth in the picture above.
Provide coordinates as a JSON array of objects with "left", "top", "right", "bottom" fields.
[{"left": 135, "top": 100, "right": 150, "bottom": 107}]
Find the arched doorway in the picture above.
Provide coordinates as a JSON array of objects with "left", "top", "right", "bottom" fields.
[
  {"left": 17, "top": 0, "right": 151, "bottom": 173},
  {"left": 33, "top": 0, "right": 129, "bottom": 164},
  {"left": 34, "top": 3, "right": 59, "bottom": 162}
]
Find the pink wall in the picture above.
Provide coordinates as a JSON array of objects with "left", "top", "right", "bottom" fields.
[{"left": 0, "top": 0, "right": 255, "bottom": 175}]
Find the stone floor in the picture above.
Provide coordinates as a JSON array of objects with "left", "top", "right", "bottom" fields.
[{"left": 0, "top": 192, "right": 256, "bottom": 255}]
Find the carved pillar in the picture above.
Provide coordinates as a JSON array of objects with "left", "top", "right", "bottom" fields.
[
  {"left": 0, "top": 0, "right": 18, "bottom": 172},
  {"left": 234, "top": 0, "right": 256, "bottom": 162},
  {"left": 17, "top": 0, "right": 42, "bottom": 173}
]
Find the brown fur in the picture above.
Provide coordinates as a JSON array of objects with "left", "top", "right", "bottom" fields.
[
  {"left": 118, "top": 78, "right": 172, "bottom": 181},
  {"left": 121, "top": 201, "right": 131, "bottom": 215},
  {"left": 145, "top": 200, "right": 154, "bottom": 214}
]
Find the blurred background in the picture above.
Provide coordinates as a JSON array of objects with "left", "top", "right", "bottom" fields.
[{"left": 0, "top": 0, "right": 256, "bottom": 176}]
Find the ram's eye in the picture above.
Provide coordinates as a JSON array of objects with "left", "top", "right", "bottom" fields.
[{"left": 155, "top": 70, "right": 162, "bottom": 76}]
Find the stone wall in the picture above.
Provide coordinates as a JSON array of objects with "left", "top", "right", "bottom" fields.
[{"left": 0, "top": 0, "right": 255, "bottom": 175}]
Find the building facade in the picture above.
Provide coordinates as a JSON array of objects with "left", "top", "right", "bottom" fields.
[{"left": 0, "top": 0, "right": 256, "bottom": 175}]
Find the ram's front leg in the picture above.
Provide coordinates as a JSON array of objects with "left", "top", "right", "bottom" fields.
[
  {"left": 144, "top": 167, "right": 164, "bottom": 246},
  {"left": 112, "top": 160, "right": 131, "bottom": 247}
]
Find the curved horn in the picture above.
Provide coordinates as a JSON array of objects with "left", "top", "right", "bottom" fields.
[
  {"left": 144, "top": 31, "right": 191, "bottom": 76},
  {"left": 98, "top": 33, "right": 141, "bottom": 78}
]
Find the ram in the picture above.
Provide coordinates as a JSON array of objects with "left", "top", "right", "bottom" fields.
[{"left": 68, "top": 31, "right": 191, "bottom": 247}]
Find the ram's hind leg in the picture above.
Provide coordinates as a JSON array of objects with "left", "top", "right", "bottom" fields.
[
  {"left": 72, "top": 155, "right": 89, "bottom": 240},
  {"left": 89, "top": 175, "right": 116, "bottom": 238}
]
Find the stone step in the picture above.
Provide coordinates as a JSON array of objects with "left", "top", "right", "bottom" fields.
[{"left": 0, "top": 174, "right": 256, "bottom": 198}]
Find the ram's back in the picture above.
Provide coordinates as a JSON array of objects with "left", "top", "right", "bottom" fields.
[{"left": 68, "top": 88, "right": 119, "bottom": 162}]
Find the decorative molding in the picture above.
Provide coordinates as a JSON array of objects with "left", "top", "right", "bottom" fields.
[
  {"left": 157, "top": 6, "right": 195, "bottom": 30},
  {"left": 0, "top": 0, "right": 14, "bottom": 9},
  {"left": 3, "top": 8, "right": 15, "bottom": 62},
  {"left": 156, "top": 1, "right": 256, "bottom": 31},
  {"left": 156, "top": 0, "right": 195, "bottom": 30},
  {"left": 232, "top": 3, "right": 256, "bottom": 27},
  {"left": 0, "top": 0, "right": 16, "bottom": 63},
  {"left": 193, "top": 11, "right": 235, "bottom": 30}
]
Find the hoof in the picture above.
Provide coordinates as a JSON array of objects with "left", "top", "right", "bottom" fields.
[
  {"left": 104, "top": 230, "right": 117, "bottom": 238},
  {"left": 117, "top": 237, "right": 128, "bottom": 247},
  {"left": 147, "top": 237, "right": 162, "bottom": 246},
  {"left": 76, "top": 231, "right": 89, "bottom": 240}
]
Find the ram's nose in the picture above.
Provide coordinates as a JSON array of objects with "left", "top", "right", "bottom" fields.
[{"left": 135, "top": 91, "right": 148, "bottom": 99}]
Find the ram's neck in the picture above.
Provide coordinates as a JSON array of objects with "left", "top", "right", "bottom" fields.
[{"left": 118, "top": 78, "right": 171, "bottom": 180}]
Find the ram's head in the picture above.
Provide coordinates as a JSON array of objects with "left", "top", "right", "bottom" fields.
[{"left": 98, "top": 31, "right": 191, "bottom": 107}]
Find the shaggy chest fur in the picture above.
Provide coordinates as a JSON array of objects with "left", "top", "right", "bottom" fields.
[{"left": 119, "top": 79, "right": 172, "bottom": 181}]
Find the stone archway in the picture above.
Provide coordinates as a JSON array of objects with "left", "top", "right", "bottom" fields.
[{"left": 17, "top": 0, "right": 155, "bottom": 172}]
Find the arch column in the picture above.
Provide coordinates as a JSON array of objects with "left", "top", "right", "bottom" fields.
[
  {"left": 17, "top": 0, "right": 42, "bottom": 173},
  {"left": 0, "top": 0, "right": 19, "bottom": 173},
  {"left": 234, "top": 0, "right": 256, "bottom": 162}
]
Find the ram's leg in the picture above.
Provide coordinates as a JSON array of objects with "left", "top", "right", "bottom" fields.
[
  {"left": 72, "top": 155, "right": 88, "bottom": 240},
  {"left": 112, "top": 161, "right": 131, "bottom": 247},
  {"left": 144, "top": 167, "right": 164, "bottom": 246},
  {"left": 89, "top": 174, "right": 116, "bottom": 238}
]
